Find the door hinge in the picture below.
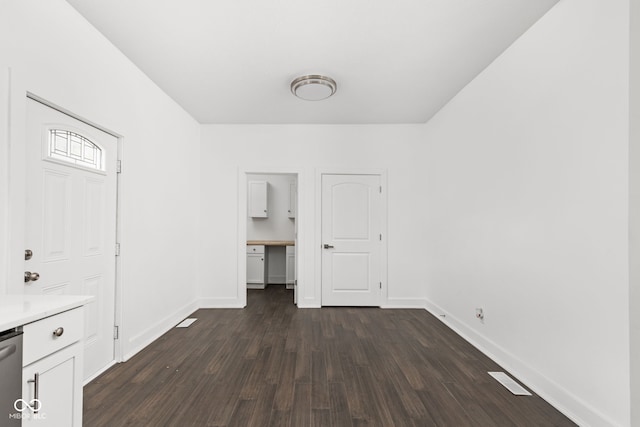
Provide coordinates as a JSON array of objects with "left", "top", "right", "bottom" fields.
[
  {"left": 379, "top": 185, "right": 382, "bottom": 193},
  {"left": 115, "top": 243, "right": 121, "bottom": 256},
  {"left": 116, "top": 160, "right": 122, "bottom": 174},
  {"left": 113, "top": 325, "right": 119, "bottom": 340},
  {"left": 379, "top": 234, "right": 382, "bottom": 241},
  {"left": 379, "top": 282, "right": 382, "bottom": 289}
]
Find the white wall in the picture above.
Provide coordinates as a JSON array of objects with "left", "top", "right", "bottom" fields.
[
  {"left": 0, "top": 0, "right": 201, "bottom": 360},
  {"left": 0, "top": 68, "right": 10, "bottom": 296},
  {"left": 422, "top": 0, "right": 630, "bottom": 425},
  {"left": 199, "top": 125, "right": 429, "bottom": 308},
  {"left": 630, "top": 0, "right": 640, "bottom": 424}
]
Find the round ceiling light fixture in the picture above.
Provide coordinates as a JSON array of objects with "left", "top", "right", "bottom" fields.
[{"left": 290, "top": 75, "right": 337, "bottom": 101}]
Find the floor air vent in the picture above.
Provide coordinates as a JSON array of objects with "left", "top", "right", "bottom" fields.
[
  {"left": 488, "top": 371, "right": 532, "bottom": 396},
  {"left": 176, "top": 318, "right": 197, "bottom": 328}
]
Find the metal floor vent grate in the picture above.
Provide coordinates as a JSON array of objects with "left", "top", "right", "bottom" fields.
[
  {"left": 488, "top": 372, "right": 532, "bottom": 396},
  {"left": 176, "top": 318, "right": 197, "bottom": 328}
]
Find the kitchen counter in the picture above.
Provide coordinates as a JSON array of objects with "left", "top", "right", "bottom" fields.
[
  {"left": 247, "top": 240, "right": 295, "bottom": 246},
  {"left": 0, "top": 294, "right": 94, "bottom": 331}
]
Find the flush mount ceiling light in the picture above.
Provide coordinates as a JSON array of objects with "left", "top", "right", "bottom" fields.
[{"left": 290, "top": 75, "right": 337, "bottom": 101}]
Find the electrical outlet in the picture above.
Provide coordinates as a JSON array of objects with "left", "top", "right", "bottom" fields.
[{"left": 475, "top": 308, "right": 484, "bottom": 321}]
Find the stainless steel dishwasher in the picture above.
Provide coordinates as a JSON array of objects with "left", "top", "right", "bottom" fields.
[{"left": 0, "top": 328, "right": 23, "bottom": 427}]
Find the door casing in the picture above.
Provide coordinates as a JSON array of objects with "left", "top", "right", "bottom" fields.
[{"left": 237, "top": 167, "right": 302, "bottom": 308}]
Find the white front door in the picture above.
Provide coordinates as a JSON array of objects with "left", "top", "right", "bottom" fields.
[
  {"left": 321, "top": 174, "right": 383, "bottom": 306},
  {"left": 25, "top": 98, "right": 118, "bottom": 381}
]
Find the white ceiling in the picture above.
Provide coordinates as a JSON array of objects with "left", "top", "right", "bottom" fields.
[{"left": 66, "top": 0, "right": 559, "bottom": 124}]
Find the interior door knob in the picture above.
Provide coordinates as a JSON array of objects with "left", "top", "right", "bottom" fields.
[
  {"left": 323, "top": 244, "right": 334, "bottom": 249},
  {"left": 24, "top": 271, "right": 40, "bottom": 283}
]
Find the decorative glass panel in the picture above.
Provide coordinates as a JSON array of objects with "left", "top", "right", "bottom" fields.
[{"left": 48, "top": 129, "right": 104, "bottom": 170}]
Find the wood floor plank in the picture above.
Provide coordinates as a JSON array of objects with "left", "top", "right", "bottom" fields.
[
  {"left": 291, "top": 383, "right": 312, "bottom": 427},
  {"left": 246, "top": 384, "right": 277, "bottom": 427},
  {"left": 328, "top": 382, "right": 353, "bottom": 427},
  {"left": 311, "top": 408, "right": 331, "bottom": 427},
  {"left": 84, "top": 286, "right": 576, "bottom": 427}
]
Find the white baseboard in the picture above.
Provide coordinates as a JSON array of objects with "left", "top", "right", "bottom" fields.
[
  {"left": 267, "top": 274, "right": 285, "bottom": 284},
  {"left": 423, "top": 299, "right": 616, "bottom": 427},
  {"left": 382, "top": 297, "right": 428, "bottom": 309},
  {"left": 199, "top": 297, "right": 245, "bottom": 308},
  {"left": 296, "top": 302, "right": 321, "bottom": 308},
  {"left": 122, "top": 299, "right": 199, "bottom": 362},
  {"left": 83, "top": 359, "right": 117, "bottom": 386}
]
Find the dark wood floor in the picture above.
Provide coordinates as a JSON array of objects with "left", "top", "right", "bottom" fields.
[{"left": 84, "top": 286, "right": 575, "bottom": 426}]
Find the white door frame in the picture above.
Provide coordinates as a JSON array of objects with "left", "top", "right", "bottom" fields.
[
  {"left": 237, "top": 167, "right": 304, "bottom": 308},
  {"left": 316, "top": 168, "right": 389, "bottom": 307},
  {"left": 1, "top": 71, "right": 124, "bottom": 365}
]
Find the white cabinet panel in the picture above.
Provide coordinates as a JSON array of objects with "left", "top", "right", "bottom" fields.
[
  {"left": 21, "top": 343, "right": 83, "bottom": 426},
  {"left": 286, "top": 245, "right": 295, "bottom": 289},
  {"left": 21, "top": 307, "right": 84, "bottom": 427},
  {"left": 247, "top": 245, "right": 266, "bottom": 289},
  {"left": 23, "top": 308, "right": 83, "bottom": 366},
  {"left": 248, "top": 181, "right": 268, "bottom": 218},
  {"left": 288, "top": 182, "right": 297, "bottom": 219}
]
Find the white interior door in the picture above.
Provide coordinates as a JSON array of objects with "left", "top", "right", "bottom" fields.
[
  {"left": 25, "top": 98, "right": 118, "bottom": 381},
  {"left": 321, "top": 174, "right": 382, "bottom": 306}
]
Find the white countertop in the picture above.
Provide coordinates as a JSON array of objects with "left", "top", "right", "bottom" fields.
[{"left": 0, "top": 294, "right": 94, "bottom": 332}]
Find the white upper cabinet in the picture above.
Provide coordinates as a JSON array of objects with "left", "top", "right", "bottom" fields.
[
  {"left": 248, "top": 180, "right": 268, "bottom": 218},
  {"left": 288, "top": 181, "right": 297, "bottom": 219}
]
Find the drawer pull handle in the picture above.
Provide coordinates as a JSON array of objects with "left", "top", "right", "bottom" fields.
[
  {"left": 27, "top": 373, "right": 40, "bottom": 413},
  {"left": 53, "top": 327, "right": 64, "bottom": 337}
]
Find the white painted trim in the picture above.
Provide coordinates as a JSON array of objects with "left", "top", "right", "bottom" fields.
[
  {"left": 123, "top": 299, "right": 199, "bottom": 362},
  {"left": 315, "top": 168, "right": 389, "bottom": 307},
  {"left": 423, "top": 299, "right": 614, "bottom": 427},
  {"left": 199, "top": 297, "right": 245, "bottom": 309},
  {"left": 26, "top": 92, "right": 121, "bottom": 138},
  {"left": 267, "top": 275, "right": 286, "bottom": 284},
  {"left": 295, "top": 303, "right": 321, "bottom": 309},
  {"left": 83, "top": 359, "right": 117, "bottom": 385},
  {"left": 381, "top": 298, "right": 428, "bottom": 309},
  {"left": 114, "top": 136, "right": 124, "bottom": 363}
]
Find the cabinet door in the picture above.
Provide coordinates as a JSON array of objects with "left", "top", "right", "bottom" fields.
[
  {"left": 247, "top": 253, "right": 265, "bottom": 286},
  {"left": 288, "top": 182, "right": 297, "bottom": 219},
  {"left": 21, "top": 343, "right": 83, "bottom": 426},
  {"left": 286, "top": 246, "right": 295, "bottom": 286},
  {"left": 248, "top": 181, "right": 268, "bottom": 218}
]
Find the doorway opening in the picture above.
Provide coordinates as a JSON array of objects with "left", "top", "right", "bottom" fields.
[{"left": 244, "top": 172, "right": 298, "bottom": 306}]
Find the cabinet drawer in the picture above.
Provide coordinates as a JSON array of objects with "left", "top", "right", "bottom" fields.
[
  {"left": 246, "top": 245, "right": 265, "bottom": 254},
  {"left": 23, "top": 308, "right": 83, "bottom": 366}
]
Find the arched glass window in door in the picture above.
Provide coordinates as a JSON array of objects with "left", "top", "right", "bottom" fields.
[{"left": 48, "top": 129, "right": 104, "bottom": 171}]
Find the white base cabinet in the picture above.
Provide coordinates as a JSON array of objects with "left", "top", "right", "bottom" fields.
[
  {"left": 286, "top": 245, "right": 295, "bottom": 289},
  {"left": 21, "top": 307, "right": 84, "bottom": 427},
  {"left": 247, "top": 245, "right": 267, "bottom": 289},
  {"left": 21, "top": 343, "right": 83, "bottom": 426}
]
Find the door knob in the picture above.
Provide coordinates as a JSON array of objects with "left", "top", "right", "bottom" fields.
[
  {"left": 25, "top": 249, "right": 33, "bottom": 260},
  {"left": 323, "top": 244, "right": 334, "bottom": 249},
  {"left": 24, "top": 271, "right": 40, "bottom": 283}
]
